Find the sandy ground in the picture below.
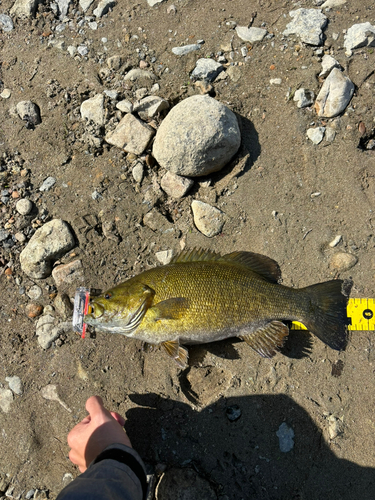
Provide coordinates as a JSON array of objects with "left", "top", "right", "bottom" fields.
[{"left": 0, "top": 0, "right": 375, "bottom": 498}]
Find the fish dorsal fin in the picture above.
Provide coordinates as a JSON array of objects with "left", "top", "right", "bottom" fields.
[
  {"left": 221, "top": 251, "right": 281, "bottom": 283},
  {"left": 169, "top": 248, "right": 222, "bottom": 264}
]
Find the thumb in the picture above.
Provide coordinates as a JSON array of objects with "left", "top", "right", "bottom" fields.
[{"left": 85, "top": 396, "right": 111, "bottom": 420}]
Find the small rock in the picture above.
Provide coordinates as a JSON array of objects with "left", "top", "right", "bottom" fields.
[
  {"left": 161, "top": 171, "right": 194, "bottom": 198},
  {"left": 25, "top": 489, "right": 35, "bottom": 499},
  {"left": 325, "top": 126, "right": 336, "bottom": 142},
  {"left": 52, "top": 259, "right": 84, "bottom": 290},
  {"left": 27, "top": 285, "right": 42, "bottom": 300},
  {"left": 54, "top": 293, "right": 73, "bottom": 318},
  {"left": 25, "top": 303, "right": 43, "bottom": 318},
  {"left": 36, "top": 314, "right": 71, "bottom": 349},
  {"left": 148, "top": 0, "right": 166, "bottom": 6},
  {"left": 107, "top": 55, "right": 122, "bottom": 70},
  {"left": 283, "top": 8, "right": 327, "bottom": 46},
  {"left": 328, "top": 415, "right": 343, "bottom": 439},
  {"left": 155, "top": 249, "right": 173, "bottom": 265},
  {"left": 133, "top": 96, "right": 169, "bottom": 120},
  {"left": 15, "top": 232, "right": 26, "bottom": 243},
  {"left": 167, "top": 4, "right": 176, "bottom": 14},
  {"left": 20, "top": 219, "right": 75, "bottom": 279},
  {"left": 330, "top": 252, "right": 358, "bottom": 271},
  {"left": 41, "top": 384, "right": 72, "bottom": 412},
  {"left": 191, "top": 58, "right": 224, "bottom": 82},
  {"left": 93, "top": 0, "right": 115, "bottom": 17},
  {"left": 191, "top": 200, "right": 225, "bottom": 237},
  {"left": 172, "top": 44, "right": 201, "bottom": 56},
  {"left": 0, "top": 89, "right": 11, "bottom": 99},
  {"left": 132, "top": 162, "right": 144, "bottom": 183},
  {"left": 315, "top": 68, "right": 355, "bottom": 118},
  {"left": 116, "top": 100, "right": 133, "bottom": 113},
  {"left": 321, "top": 0, "right": 346, "bottom": 6},
  {"left": 226, "top": 405, "right": 242, "bottom": 422},
  {"left": 319, "top": 54, "right": 341, "bottom": 78},
  {"left": 235, "top": 26, "right": 267, "bottom": 43},
  {"left": 67, "top": 45, "right": 77, "bottom": 57},
  {"left": 276, "top": 422, "right": 295, "bottom": 452},
  {"left": 16, "top": 101, "right": 41, "bottom": 125},
  {"left": 5, "top": 376, "right": 23, "bottom": 395},
  {"left": 16, "top": 198, "right": 33, "bottom": 215},
  {"left": 124, "top": 69, "right": 156, "bottom": 81},
  {"left": 329, "top": 235, "right": 342, "bottom": 247},
  {"left": 344, "top": 22, "right": 375, "bottom": 56},
  {"left": 307, "top": 127, "right": 325, "bottom": 144},
  {"left": 77, "top": 45, "right": 89, "bottom": 56},
  {"left": 0, "top": 388, "right": 13, "bottom": 413},
  {"left": 293, "top": 88, "right": 314, "bottom": 108},
  {"left": 270, "top": 78, "right": 282, "bottom": 85},
  {"left": 152, "top": 95, "right": 241, "bottom": 177},
  {"left": 10, "top": 0, "right": 42, "bottom": 18},
  {"left": 105, "top": 113, "right": 155, "bottom": 154},
  {"left": 155, "top": 468, "right": 216, "bottom": 500},
  {"left": 0, "top": 15, "right": 14, "bottom": 32},
  {"left": 39, "top": 177, "right": 56, "bottom": 192},
  {"left": 56, "top": 0, "right": 71, "bottom": 18},
  {"left": 143, "top": 209, "right": 173, "bottom": 232},
  {"left": 226, "top": 65, "right": 242, "bottom": 83},
  {"left": 104, "top": 89, "right": 118, "bottom": 100},
  {"left": 79, "top": 0, "right": 94, "bottom": 12},
  {"left": 80, "top": 94, "right": 106, "bottom": 126}
]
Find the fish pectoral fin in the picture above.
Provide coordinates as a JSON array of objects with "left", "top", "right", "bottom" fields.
[
  {"left": 152, "top": 298, "right": 189, "bottom": 320},
  {"left": 162, "top": 340, "right": 189, "bottom": 369},
  {"left": 240, "top": 321, "right": 289, "bottom": 358}
]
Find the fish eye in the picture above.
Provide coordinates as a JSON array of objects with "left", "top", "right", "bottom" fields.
[{"left": 104, "top": 293, "right": 112, "bottom": 299}]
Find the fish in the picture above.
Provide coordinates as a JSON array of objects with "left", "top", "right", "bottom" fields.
[{"left": 84, "top": 249, "right": 351, "bottom": 368}]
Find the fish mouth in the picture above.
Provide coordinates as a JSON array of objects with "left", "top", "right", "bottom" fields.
[{"left": 89, "top": 302, "right": 105, "bottom": 319}]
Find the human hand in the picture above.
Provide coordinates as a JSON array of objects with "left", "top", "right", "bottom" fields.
[{"left": 67, "top": 395, "right": 132, "bottom": 472}]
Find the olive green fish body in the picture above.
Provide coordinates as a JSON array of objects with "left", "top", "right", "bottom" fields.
[{"left": 85, "top": 249, "right": 350, "bottom": 367}]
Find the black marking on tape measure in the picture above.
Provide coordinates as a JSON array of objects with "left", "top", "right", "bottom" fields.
[{"left": 363, "top": 309, "right": 373, "bottom": 320}]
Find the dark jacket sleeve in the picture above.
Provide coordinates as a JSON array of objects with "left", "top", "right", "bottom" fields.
[{"left": 56, "top": 444, "right": 147, "bottom": 500}]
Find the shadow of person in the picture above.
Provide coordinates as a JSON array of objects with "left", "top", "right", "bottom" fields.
[{"left": 126, "top": 393, "right": 375, "bottom": 500}]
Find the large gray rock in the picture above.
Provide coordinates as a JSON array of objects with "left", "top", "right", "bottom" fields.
[
  {"left": 10, "top": 0, "right": 42, "bottom": 17},
  {"left": 80, "top": 94, "right": 106, "bottom": 125},
  {"left": 16, "top": 101, "right": 41, "bottom": 125},
  {"left": 344, "top": 22, "right": 375, "bottom": 56},
  {"left": 93, "top": 0, "right": 115, "bottom": 17},
  {"left": 133, "top": 95, "right": 169, "bottom": 120},
  {"left": 161, "top": 171, "right": 194, "bottom": 198},
  {"left": 20, "top": 219, "right": 75, "bottom": 279},
  {"left": 315, "top": 68, "right": 354, "bottom": 118},
  {"left": 105, "top": 114, "right": 155, "bottom": 154},
  {"left": 236, "top": 26, "right": 267, "bottom": 43},
  {"left": 319, "top": 54, "right": 341, "bottom": 78},
  {"left": 283, "top": 8, "right": 327, "bottom": 46},
  {"left": 152, "top": 95, "right": 241, "bottom": 177},
  {"left": 191, "top": 58, "right": 223, "bottom": 82}
]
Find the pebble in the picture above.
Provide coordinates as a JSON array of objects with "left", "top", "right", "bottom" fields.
[
  {"left": 107, "top": 55, "right": 122, "bottom": 70},
  {"left": 16, "top": 198, "right": 33, "bottom": 215},
  {"left": 104, "top": 89, "right": 118, "bottom": 100},
  {"left": 5, "top": 376, "right": 23, "bottom": 395},
  {"left": 27, "top": 285, "right": 42, "bottom": 300},
  {"left": 0, "top": 89, "right": 11, "bottom": 99},
  {"left": 329, "top": 235, "right": 342, "bottom": 247},
  {"left": 293, "top": 88, "right": 314, "bottom": 108},
  {"left": 124, "top": 69, "right": 156, "bottom": 81},
  {"left": 172, "top": 44, "right": 201, "bottom": 56},
  {"left": 315, "top": 68, "right": 354, "bottom": 118},
  {"left": 155, "top": 468, "right": 216, "bottom": 500},
  {"left": 81, "top": 94, "right": 106, "bottom": 125},
  {"left": 319, "top": 54, "right": 341, "bottom": 78},
  {"left": 133, "top": 96, "right": 169, "bottom": 120},
  {"left": 20, "top": 219, "right": 75, "bottom": 279},
  {"left": 116, "top": 100, "right": 133, "bottom": 113},
  {"left": 166, "top": 4, "right": 176, "bottom": 14},
  {"left": 25, "top": 303, "right": 43, "bottom": 318},
  {"left": 52, "top": 259, "right": 84, "bottom": 290},
  {"left": 16, "top": 101, "right": 41, "bottom": 125},
  {"left": 79, "top": 0, "right": 94, "bottom": 12},
  {"left": 321, "top": 0, "right": 346, "bottom": 6},
  {"left": 307, "top": 127, "right": 325, "bottom": 144},
  {"left": 0, "top": 14, "right": 14, "bottom": 32},
  {"left": 325, "top": 126, "right": 336, "bottom": 142},
  {"left": 25, "top": 490, "right": 35, "bottom": 499},
  {"left": 10, "top": 0, "right": 38, "bottom": 18},
  {"left": 160, "top": 171, "right": 194, "bottom": 198},
  {"left": 148, "top": 0, "right": 166, "bottom": 6},
  {"left": 93, "top": 0, "right": 115, "bottom": 17},
  {"left": 132, "top": 162, "right": 144, "bottom": 183},
  {"left": 105, "top": 113, "right": 155, "bottom": 154},
  {"left": 330, "top": 252, "right": 358, "bottom": 271},
  {"left": 327, "top": 414, "right": 343, "bottom": 440},
  {"left": 283, "top": 8, "right": 327, "bottom": 46},
  {"left": 39, "top": 177, "right": 56, "bottom": 192},
  {"left": 54, "top": 292, "right": 73, "bottom": 319},
  {"left": 67, "top": 45, "right": 77, "bottom": 57},
  {"left": 270, "top": 78, "right": 282, "bottom": 85},
  {"left": 143, "top": 209, "right": 173, "bottom": 233},
  {"left": 190, "top": 58, "right": 224, "bottom": 82},
  {"left": 77, "top": 45, "right": 89, "bottom": 56},
  {"left": 226, "top": 405, "right": 242, "bottom": 422},
  {"left": 0, "top": 388, "right": 13, "bottom": 413},
  {"left": 235, "top": 26, "right": 267, "bottom": 43},
  {"left": 155, "top": 249, "right": 173, "bottom": 265},
  {"left": 15, "top": 232, "right": 27, "bottom": 243},
  {"left": 153, "top": 95, "right": 241, "bottom": 177},
  {"left": 191, "top": 200, "right": 225, "bottom": 237},
  {"left": 276, "top": 422, "right": 295, "bottom": 452},
  {"left": 226, "top": 65, "right": 242, "bottom": 83},
  {"left": 344, "top": 22, "right": 375, "bottom": 56}
]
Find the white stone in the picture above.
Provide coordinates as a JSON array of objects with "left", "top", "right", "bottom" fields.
[
  {"left": 79, "top": 0, "right": 94, "bottom": 12},
  {"left": 116, "top": 100, "right": 133, "bottom": 113},
  {"left": 153, "top": 95, "right": 241, "bottom": 177},
  {"left": 16, "top": 101, "right": 41, "bottom": 124},
  {"left": 321, "top": 0, "right": 346, "bottom": 7},
  {"left": 16, "top": 198, "right": 33, "bottom": 215},
  {"left": 191, "top": 200, "right": 225, "bottom": 237},
  {"left": 330, "top": 252, "right": 358, "bottom": 271},
  {"left": 325, "top": 127, "right": 336, "bottom": 142},
  {"left": 0, "top": 89, "right": 11, "bottom": 99},
  {"left": 67, "top": 45, "right": 77, "bottom": 57},
  {"left": 191, "top": 59, "right": 223, "bottom": 82},
  {"left": 293, "top": 88, "right": 314, "bottom": 108},
  {"left": 132, "top": 162, "right": 144, "bottom": 183},
  {"left": 329, "top": 235, "right": 342, "bottom": 247},
  {"left": 172, "top": 44, "right": 201, "bottom": 56},
  {"left": 161, "top": 171, "right": 194, "bottom": 199},
  {"left": 27, "top": 284, "right": 42, "bottom": 300},
  {"left": 124, "top": 69, "right": 156, "bottom": 81},
  {"left": 0, "top": 388, "right": 13, "bottom": 413},
  {"left": 0, "top": 14, "right": 14, "bottom": 32},
  {"left": 105, "top": 114, "right": 155, "bottom": 154},
  {"left": 270, "top": 78, "right": 282, "bottom": 85},
  {"left": 20, "top": 219, "right": 75, "bottom": 279},
  {"left": 315, "top": 68, "right": 354, "bottom": 118},
  {"left": 80, "top": 94, "right": 106, "bottom": 125},
  {"left": 235, "top": 26, "right": 267, "bottom": 43},
  {"left": 344, "top": 22, "right": 375, "bottom": 55},
  {"left": 319, "top": 54, "right": 341, "bottom": 77},
  {"left": 10, "top": 0, "right": 42, "bottom": 18},
  {"left": 6, "top": 376, "right": 23, "bottom": 395},
  {"left": 283, "top": 8, "right": 327, "bottom": 46},
  {"left": 307, "top": 127, "right": 325, "bottom": 144},
  {"left": 133, "top": 96, "right": 169, "bottom": 120},
  {"left": 155, "top": 249, "right": 173, "bottom": 265},
  {"left": 147, "top": 0, "right": 166, "bottom": 6},
  {"left": 107, "top": 55, "right": 121, "bottom": 70},
  {"left": 93, "top": 0, "right": 115, "bottom": 17}
]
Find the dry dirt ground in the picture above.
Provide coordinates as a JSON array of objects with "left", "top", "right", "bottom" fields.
[{"left": 1, "top": 0, "right": 375, "bottom": 499}]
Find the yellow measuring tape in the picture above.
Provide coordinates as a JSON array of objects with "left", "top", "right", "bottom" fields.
[{"left": 291, "top": 298, "right": 375, "bottom": 331}]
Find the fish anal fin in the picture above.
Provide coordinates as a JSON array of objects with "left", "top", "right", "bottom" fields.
[
  {"left": 222, "top": 251, "right": 281, "bottom": 283},
  {"left": 152, "top": 297, "right": 189, "bottom": 320},
  {"left": 162, "top": 340, "right": 189, "bottom": 369},
  {"left": 240, "top": 321, "right": 289, "bottom": 358},
  {"left": 170, "top": 248, "right": 222, "bottom": 264}
]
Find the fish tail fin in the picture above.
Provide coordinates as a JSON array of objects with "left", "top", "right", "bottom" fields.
[{"left": 301, "top": 279, "right": 352, "bottom": 351}]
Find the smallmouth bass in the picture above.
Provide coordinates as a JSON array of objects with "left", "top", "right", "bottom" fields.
[{"left": 84, "top": 249, "right": 351, "bottom": 368}]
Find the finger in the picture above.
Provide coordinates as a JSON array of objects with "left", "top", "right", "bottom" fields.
[
  {"left": 110, "top": 411, "right": 126, "bottom": 427},
  {"left": 85, "top": 395, "right": 104, "bottom": 415}
]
